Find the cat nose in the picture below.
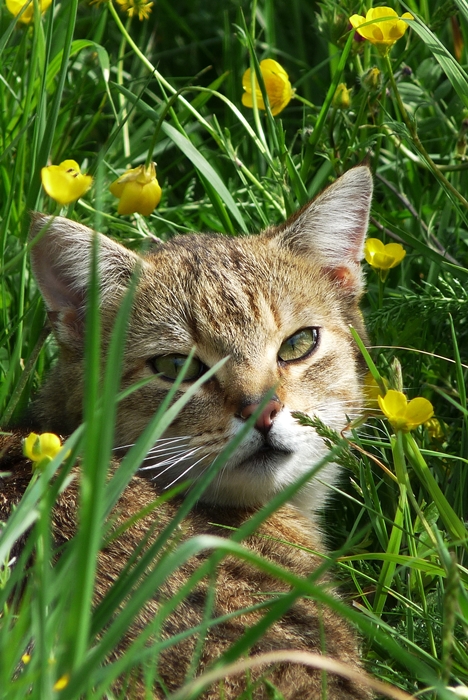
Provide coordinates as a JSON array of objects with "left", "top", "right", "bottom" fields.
[{"left": 239, "top": 397, "right": 283, "bottom": 435}]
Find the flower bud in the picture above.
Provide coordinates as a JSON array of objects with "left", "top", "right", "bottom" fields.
[
  {"left": 332, "top": 83, "right": 351, "bottom": 110},
  {"left": 361, "top": 67, "right": 382, "bottom": 93}
]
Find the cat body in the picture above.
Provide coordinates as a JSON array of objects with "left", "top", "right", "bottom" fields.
[{"left": 1, "top": 166, "right": 373, "bottom": 698}]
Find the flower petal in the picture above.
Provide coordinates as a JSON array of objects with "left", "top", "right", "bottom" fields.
[
  {"left": 110, "top": 163, "right": 162, "bottom": 216},
  {"left": 242, "top": 91, "right": 266, "bottom": 110},
  {"left": 241, "top": 59, "right": 292, "bottom": 116},
  {"left": 349, "top": 14, "right": 366, "bottom": 30},
  {"left": 365, "top": 238, "right": 385, "bottom": 254},
  {"left": 41, "top": 161, "right": 92, "bottom": 205},
  {"left": 378, "top": 390, "right": 408, "bottom": 422},
  {"left": 367, "top": 7, "right": 398, "bottom": 21},
  {"left": 364, "top": 238, "right": 384, "bottom": 265},
  {"left": 385, "top": 243, "right": 406, "bottom": 267},
  {"left": 405, "top": 398, "right": 434, "bottom": 428},
  {"left": 371, "top": 26, "right": 385, "bottom": 42},
  {"left": 372, "top": 251, "right": 394, "bottom": 269},
  {"left": 6, "top": 0, "right": 52, "bottom": 23}
]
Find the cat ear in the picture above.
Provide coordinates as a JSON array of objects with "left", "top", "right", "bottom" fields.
[
  {"left": 29, "top": 214, "right": 142, "bottom": 344},
  {"left": 273, "top": 166, "right": 373, "bottom": 292}
]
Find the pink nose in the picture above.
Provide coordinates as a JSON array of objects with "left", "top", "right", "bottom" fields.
[{"left": 240, "top": 398, "right": 283, "bottom": 435}]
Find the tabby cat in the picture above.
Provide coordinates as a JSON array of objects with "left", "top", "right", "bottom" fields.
[{"left": 1, "top": 165, "right": 373, "bottom": 699}]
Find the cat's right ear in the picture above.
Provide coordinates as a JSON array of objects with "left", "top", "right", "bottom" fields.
[
  {"left": 271, "top": 166, "right": 373, "bottom": 294},
  {"left": 29, "top": 214, "right": 142, "bottom": 345}
]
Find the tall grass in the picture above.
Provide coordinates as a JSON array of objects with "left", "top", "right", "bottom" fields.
[{"left": 1, "top": 0, "right": 468, "bottom": 697}]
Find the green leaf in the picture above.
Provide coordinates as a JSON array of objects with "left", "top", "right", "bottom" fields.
[
  {"left": 407, "top": 18, "right": 468, "bottom": 109},
  {"left": 161, "top": 121, "right": 248, "bottom": 233}
]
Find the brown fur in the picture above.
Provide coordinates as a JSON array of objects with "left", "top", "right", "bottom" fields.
[
  {"left": 1, "top": 166, "right": 373, "bottom": 698},
  {"left": 0, "top": 433, "right": 369, "bottom": 699}
]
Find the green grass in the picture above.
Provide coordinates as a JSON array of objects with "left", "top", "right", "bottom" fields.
[{"left": 1, "top": 0, "right": 468, "bottom": 697}]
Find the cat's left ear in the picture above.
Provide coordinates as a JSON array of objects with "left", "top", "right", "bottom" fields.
[{"left": 272, "top": 165, "right": 373, "bottom": 293}]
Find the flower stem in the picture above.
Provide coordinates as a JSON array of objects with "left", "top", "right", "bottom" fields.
[
  {"left": 384, "top": 54, "right": 468, "bottom": 211},
  {"left": 378, "top": 275, "right": 384, "bottom": 309},
  {"left": 373, "top": 431, "right": 407, "bottom": 616},
  {"left": 404, "top": 432, "right": 467, "bottom": 546},
  {"left": 117, "top": 16, "right": 132, "bottom": 161},
  {"left": 108, "top": 1, "right": 213, "bottom": 135},
  {"left": 294, "top": 94, "right": 317, "bottom": 111}
]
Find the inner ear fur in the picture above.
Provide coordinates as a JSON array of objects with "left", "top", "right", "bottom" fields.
[{"left": 269, "top": 165, "right": 373, "bottom": 292}]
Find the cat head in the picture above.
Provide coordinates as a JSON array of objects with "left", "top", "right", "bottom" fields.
[{"left": 30, "top": 166, "right": 372, "bottom": 515}]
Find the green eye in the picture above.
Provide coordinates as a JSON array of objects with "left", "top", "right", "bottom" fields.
[
  {"left": 278, "top": 328, "right": 319, "bottom": 363},
  {"left": 149, "top": 354, "right": 206, "bottom": 382}
]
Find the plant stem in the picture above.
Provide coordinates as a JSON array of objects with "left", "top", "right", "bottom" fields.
[
  {"left": 117, "top": 16, "right": 132, "bottom": 161},
  {"left": 373, "top": 431, "right": 407, "bottom": 616},
  {"left": 384, "top": 54, "right": 468, "bottom": 211}
]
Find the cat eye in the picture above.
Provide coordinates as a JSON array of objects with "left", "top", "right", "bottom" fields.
[
  {"left": 278, "top": 328, "right": 319, "bottom": 363},
  {"left": 149, "top": 354, "right": 206, "bottom": 382}
]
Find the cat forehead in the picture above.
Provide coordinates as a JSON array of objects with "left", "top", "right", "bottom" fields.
[
  {"left": 133, "top": 232, "right": 342, "bottom": 350},
  {"left": 141, "top": 232, "right": 327, "bottom": 306}
]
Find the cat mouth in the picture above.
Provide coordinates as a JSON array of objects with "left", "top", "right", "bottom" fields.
[{"left": 239, "top": 444, "right": 293, "bottom": 470}]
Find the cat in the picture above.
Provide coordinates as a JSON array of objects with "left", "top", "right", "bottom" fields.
[{"left": 1, "top": 165, "right": 373, "bottom": 699}]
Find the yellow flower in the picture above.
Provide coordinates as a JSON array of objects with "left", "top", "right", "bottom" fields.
[
  {"left": 21, "top": 653, "right": 31, "bottom": 664},
  {"left": 425, "top": 417, "right": 446, "bottom": 441},
  {"left": 364, "top": 238, "right": 406, "bottom": 271},
  {"left": 116, "top": 0, "right": 153, "bottom": 20},
  {"left": 6, "top": 0, "right": 52, "bottom": 24},
  {"left": 378, "top": 390, "right": 434, "bottom": 432},
  {"left": 53, "top": 674, "right": 70, "bottom": 691},
  {"left": 242, "top": 59, "right": 294, "bottom": 117},
  {"left": 350, "top": 7, "right": 413, "bottom": 56},
  {"left": 363, "top": 371, "right": 388, "bottom": 410},
  {"left": 109, "top": 162, "right": 162, "bottom": 216},
  {"left": 332, "top": 83, "right": 351, "bottom": 110},
  {"left": 23, "top": 432, "right": 62, "bottom": 463},
  {"left": 41, "top": 160, "right": 93, "bottom": 206}
]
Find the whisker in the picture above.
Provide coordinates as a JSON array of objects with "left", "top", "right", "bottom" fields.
[
  {"left": 114, "top": 435, "right": 191, "bottom": 452},
  {"left": 142, "top": 446, "right": 205, "bottom": 478},
  {"left": 164, "top": 453, "right": 212, "bottom": 489},
  {"left": 139, "top": 451, "right": 189, "bottom": 471},
  {"left": 142, "top": 444, "right": 191, "bottom": 460}
]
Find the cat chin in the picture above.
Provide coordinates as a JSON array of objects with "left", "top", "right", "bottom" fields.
[{"left": 198, "top": 451, "right": 340, "bottom": 518}]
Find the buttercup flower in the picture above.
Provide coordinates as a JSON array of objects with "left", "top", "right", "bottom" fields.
[
  {"left": 425, "top": 417, "right": 446, "bottom": 441},
  {"left": 41, "top": 160, "right": 93, "bottom": 206},
  {"left": 378, "top": 390, "right": 434, "bottom": 432},
  {"left": 242, "top": 59, "right": 294, "bottom": 116},
  {"left": 364, "top": 238, "right": 406, "bottom": 280},
  {"left": 6, "top": 0, "right": 52, "bottom": 24},
  {"left": 109, "top": 162, "right": 162, "bottom": 216},
  {"left": 350, "top": 7, "right": 413, "bottom": 56},
  {"left": 23, "top": 432, "right": 62, "bottom": 463},
  {"left": 116, "top": 0, "right": 153, "bottom": 20}
]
